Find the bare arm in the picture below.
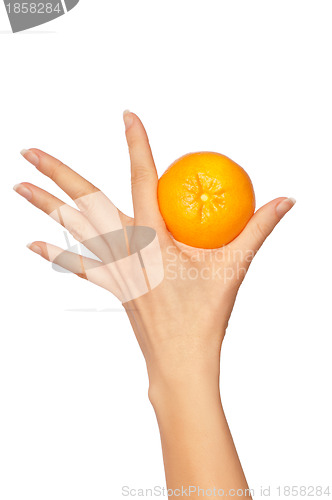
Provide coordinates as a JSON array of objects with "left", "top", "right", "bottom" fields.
[
  {"left": 15, "top": 111, "right": 295, "bottom": 498},
  {"left": 150, "top": 367, "right": 250, "bottom": 499}
]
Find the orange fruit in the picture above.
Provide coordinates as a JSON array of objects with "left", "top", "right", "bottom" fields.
[{"left": 157, "top": 152, "right": 255, "bottom": 249}]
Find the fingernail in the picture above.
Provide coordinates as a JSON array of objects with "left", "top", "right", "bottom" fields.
[
  {"left": 27, "top": 243, "right": 42, "bottom": 255},
  {"left": 123, "top": 110, "right": 134, "bottom": 130},
  {"left": 20, "top": 149, "right": 40, "bottom": 167},
  {"left": 13, "top": 183, "right": 32, "bottom": 201},
  {"left": 276, "top": 197, "right": 296, "bottom": 218}
]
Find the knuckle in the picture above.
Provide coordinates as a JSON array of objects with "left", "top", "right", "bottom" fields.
[
  {"left": 127, "top": 133, "right": 149, "bottom": 150},
  {"left": 74, "top": 187, "right": 100, "bottom": 209},
  {"left": 131, "top": 166, "right": 153, "bottom": 186},
  {"left": 74, "top": 191, "right": 92, "bottom": 210},
  {"left": 71, "top": 186, "right": 95, "bottom": 203},
  {"left": 252, "top": 221, "right": 267, "bottom": 241},
  {"left": 49, "top": 160, "right": 64, "bottom": 182}
]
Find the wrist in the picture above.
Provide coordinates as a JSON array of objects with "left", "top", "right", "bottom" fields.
[{"left": 147, "top": 356, "right": 221, "bottom": 410}]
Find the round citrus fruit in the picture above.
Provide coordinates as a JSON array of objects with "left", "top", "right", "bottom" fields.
[{"left": 157, "top": 152, "right": 255, "bottom": 249}]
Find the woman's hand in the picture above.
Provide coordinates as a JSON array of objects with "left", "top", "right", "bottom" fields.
[
  {"left": 14, "top": 111, "right": 295, "bottom": 389},
  {"left": 14, "top": 111, "right": 295, "bottom": 498}
]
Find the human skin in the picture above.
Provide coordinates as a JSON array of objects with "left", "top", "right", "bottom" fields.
[{"left": 14, "top": 111, "right": 295, "bottom": 499}]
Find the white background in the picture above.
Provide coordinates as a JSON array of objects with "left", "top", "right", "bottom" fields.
[{"left": 0, "top": 1, "right": 331, "bottom": 498}]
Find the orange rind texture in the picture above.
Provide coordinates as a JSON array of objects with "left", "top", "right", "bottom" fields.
[{"left": 158, "top": 152, "right": 255, "bottom": 249}]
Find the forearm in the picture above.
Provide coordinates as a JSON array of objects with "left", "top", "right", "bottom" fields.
[{"left": 149, "top": 369, "right": 251, "bottom": 499}]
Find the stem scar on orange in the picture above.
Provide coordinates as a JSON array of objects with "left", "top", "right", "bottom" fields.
[{"left": 157, "top": 152, "right": 255, "bottom": 249}]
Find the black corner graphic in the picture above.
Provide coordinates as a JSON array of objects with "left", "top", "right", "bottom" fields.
[{"left": 4, "top": 0, "right": 80, "bottom": 33}]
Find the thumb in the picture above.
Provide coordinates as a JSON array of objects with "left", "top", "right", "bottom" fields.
[{"left": 234, "top": 197, "right": 296, "bottom": 254}]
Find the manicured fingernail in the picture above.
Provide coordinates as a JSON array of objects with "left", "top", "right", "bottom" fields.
[
  {"left": 13, "top": 183, "right": 32, "bottom": 201},
  {"left": 123, "top": 110, "right": 134, "bottom": 130},
  {"left": 276, "top": 197, "right": 296, "bottom": 218},
  {"left": 27, "top": 243, "right": 42, "bottom": 255},
  {"left": 20, "top": 149, "right": 40, "bottom": 167}
]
